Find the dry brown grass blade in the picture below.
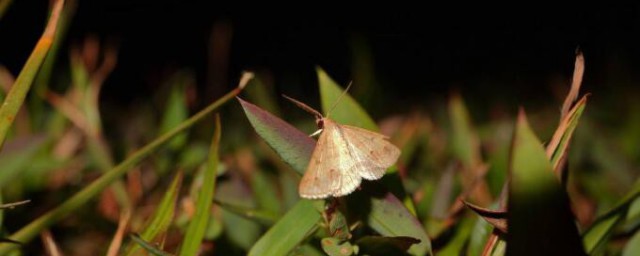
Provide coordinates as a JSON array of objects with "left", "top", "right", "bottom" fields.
[
  {"left": 0, "top": 200, "right": 30, "bottom": 210},
  {"left": 106, "top": 209, "right": 132, "bottom": 256},
  {"left": 40, "top": 229, "right": 63, "bottom": 256},
  {"left": 481, "top": 231, "right": 500, "bottom": 256},
  {"left": 560, "top": 50, "right": 585, "bottom": 120}
]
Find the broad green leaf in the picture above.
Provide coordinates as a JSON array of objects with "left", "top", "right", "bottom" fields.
[
  {"left": 0, "top": 83, "right": 246, "bottom": 254},
  {"left": 0, "top": 0, "right": 63, "bottom": 149},
  {"left": 129, "top": 234, "right": 175, "bottom": 256},
  {"left": 238, "top": 97, "right": 315, "bottom": 174},
  {"left": 248, "top": 200, "right": 322, "bottom": 256},
  {"left": 125, "top": 172, "right": 183, "bottom": 256},
  {"left": 368, "top": 193, "right": 432, "bottom": 256},
  {"left": 317, "top": 67, "right": 377, "bottom": 130},
  {"left": 506, "top": 110, "right": 585, "bottom": 255},
  {"left": 178, "top": 115, "right": 221, "bottom": 256}
]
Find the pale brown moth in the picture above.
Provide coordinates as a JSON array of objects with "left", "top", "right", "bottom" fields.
[{"left": 284, "top": 86, "right": 401, "bottom": 199}]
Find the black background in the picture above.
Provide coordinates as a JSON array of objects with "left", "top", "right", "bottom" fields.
[{"left": 1, "top": 2, "right": 639, "bottom": 113}]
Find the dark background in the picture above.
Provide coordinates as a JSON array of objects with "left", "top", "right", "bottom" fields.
[{"left": 1, "top": 2, "right": 639, "bottom": 115}]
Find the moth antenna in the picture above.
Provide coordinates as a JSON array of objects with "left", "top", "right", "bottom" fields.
[
  {"left": 326, "top": 81, "right": 353, "bottom": 118},
  {"left": 282, "top": 94, "right": 323, "bottom": 119}
]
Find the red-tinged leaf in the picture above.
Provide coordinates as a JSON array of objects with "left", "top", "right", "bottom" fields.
[
  {"left": 321, "top": 237, "right": 356, "bottom": 256},
  {"left": 238, "top": 97, "right": 315, "bottom": 175},
  {"left": 463, "top": 201, "right": 507, "bottom": 234}
]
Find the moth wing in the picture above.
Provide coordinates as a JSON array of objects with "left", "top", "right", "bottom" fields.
[
  {"left": 298, "top": 120, "right": 362, "bottom": 199},
  {"left": 339, "top": 124, "right": 401, "bottom": 180}
]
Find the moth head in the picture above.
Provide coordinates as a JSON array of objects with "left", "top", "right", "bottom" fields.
[{"left": 315, "top": 116, "right": 324, "bottom": 129}]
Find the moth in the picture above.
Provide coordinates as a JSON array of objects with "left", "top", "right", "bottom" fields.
[{"left": 284, "top": 88, "right": 401, "bottom": 199}]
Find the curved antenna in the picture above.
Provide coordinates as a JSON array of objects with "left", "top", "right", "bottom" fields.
[
  {"left": 282, "top": 94, "right": 323, "bottom": 119},
  {"left": 326, "top": 81, "right": 353, "bottom": 118}
]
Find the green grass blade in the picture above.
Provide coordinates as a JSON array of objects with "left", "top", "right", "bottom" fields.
[
  {"left": 214, "top": 200, "right": 278, "bottom": 225},
  {"left": 582, "top": 179, "right": 640, "bottom": 254},
  {"left": 125, "top": 172, "right": 183, "bottom": 256},
  {"left": 0, "top": 0, "right": 63, "bottom": 149},
  {"left": 248, "top": 199, "right": 322, "bottom": 256},
  {"left": 0, "top": 84, "right": 246, "bottom": 254},
  {"left": 33, "top": 0, "right": 76, "bottom": 102},
  {"left": 179, "top": 114, "right": 221, "bottom": 256},
  {"left": 129, "top": 234, "right": 175, "bottom": 256},
  {"left": 506, "top": 110, "right": 586, "bottom": 255},
  {"left": 238, "top": 97, "right": 315, "bottom": 174},
  {"left": 622, "top": 229, "right": 640, "bottom": 256}
]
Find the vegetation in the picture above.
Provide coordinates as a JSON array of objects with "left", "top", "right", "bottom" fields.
[{"left": 0, "top": 1, "right": 639, "bottom": 255}]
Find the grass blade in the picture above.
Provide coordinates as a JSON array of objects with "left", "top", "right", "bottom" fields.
[
  {"left": 582, "top": 179, "right": 640, "bottom": 254},
  {"left": 107, "top": 209, "right": 131, "bottom": 256},
  {"left": 0, "top": 0, "right": 64, "bottom": 149},
  {"left": 214, "top": 200, "right": 278, "bottom": 225},
  {"left": 129, "top": 234, "right": 175, "bottom": 256},
  {"left": 40, "top": 230, "right": 62, "bottom": 256},
  {"left": 546, "top": 96, "right": 588, "bottom": 177},
  {"left": 506, "top": 110, "right": 585, "bottom": 256},
  {"left": 248, "top": 200, "right": 322, "bottom": 256},
  {"left": 178, "top": 114, "right": 221, "bottom": 256},
  {"left": 0, "top": 78, "right": 247, "bottom": 254},
  {"left": 124, "top": 172, "right": 183, "bottom": 256}
]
